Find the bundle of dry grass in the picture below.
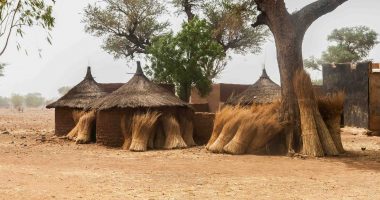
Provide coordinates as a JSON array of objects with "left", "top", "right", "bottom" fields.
[
  {"left": 154, "top": 123, "right": 166, "bottom": 149},
  {"left": 206, "top": 106, "right": 237, "bottom": 149},
  {"left": 120, "top": 113, "right": 133, "bottom": 150},
  {"left": 317, "top": 91, "right": 345, "bottom": 153},
  {"left": 294, "top": 70, "right": 339, "bottom": 156},
  {"left": 223, "top": 102, "right": 284, "bottom": 155},
  {"left": 129, "top": 111, "right": 161, "bottom": 152},
  {"left": 161, "top": 113, "right": 187, "bottom": 149},
  {"left": 208, "top": 108, "right": 252, "bottom": 153},
  {"left": 62, "top": 110, "right": 96, "bottom": 143},
  {"left": 179, "top": 109, "right": 196, "bottom": 147}
]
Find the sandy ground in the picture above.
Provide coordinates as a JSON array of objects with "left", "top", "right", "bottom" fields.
[{"left": 0, "top": 109, "right": 380, "bottom": 200}]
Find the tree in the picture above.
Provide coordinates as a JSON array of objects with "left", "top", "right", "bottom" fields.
[
  {"left": 0, "top": 62, "right": 5, "bottom": 76},
  {"left": 0, "top": 0, "right": 55, "bottom": 57},
  {"left": 0, "top": 96, "right": 10, "bottom": 108},
  {"left": 83, "top": 0, "right": 169, "bottom": 59},
  {"left": 173, "top": 0, "right": 268, "bottom": 54},
  {"left": 251, "top": 0, "right": 348, "bottom": 156},
  {"left": 304, "top": 26, "right": 378, "bottom": 70},
  {"left": 58, "top": 86, "right": 71, "bottom": 96},
  {"left": 10, "top": 93, "right": 24, "bottom": 108},
  {"left": 146, "top": 18, "right": 225, "bottom": 102},
  {"left": 24, "top": 92, "right": 45, "bottom": 107},
  {"left": 322, "top": 26, "right": 378, "bottom": 63}
]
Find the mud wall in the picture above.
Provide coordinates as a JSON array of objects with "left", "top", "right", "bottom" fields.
[
  {"left": 55, "top": 108, "right": 75, "bottom": 136},
  {"left": 193, "top": 112, "right": 215, "bottom": 145},
  {"left": 323, "top": 62, "right": 370, "bottom": 128}
]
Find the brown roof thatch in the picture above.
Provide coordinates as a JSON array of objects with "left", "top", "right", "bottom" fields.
[
  {"left": 87, "top": 61, "right": 188, "bottom": 110},
  {"left": 46, "top": 67, "right": 108, "bottom": 109},
  {"left": 226, "top": 68, "right": 281, "bottom": 105},
  {"left": 99, "top": 83, "right": 124, "bottom": 93}
]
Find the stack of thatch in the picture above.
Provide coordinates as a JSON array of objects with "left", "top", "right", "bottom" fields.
[
  {"left": 207, "top": 70, "right": 345, "bottom": 156},
  {"left": 47, "top": 67, "right": 108, "bottom": 143},
  {"left": 87, "top": 61, "right": 195, "bottom": 151}
]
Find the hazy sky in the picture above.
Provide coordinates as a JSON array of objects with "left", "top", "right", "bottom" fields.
[{"left": 0, "top": 0, "right": 379, "bottom": 98}]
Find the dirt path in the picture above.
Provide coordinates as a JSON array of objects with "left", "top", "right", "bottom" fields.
[{"left": 0, "top": 109, "right": 380, "bottom": 200}]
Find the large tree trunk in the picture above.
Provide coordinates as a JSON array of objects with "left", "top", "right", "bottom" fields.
[{"left": 252, "top": 0, "right": 348, "bottom": 156}]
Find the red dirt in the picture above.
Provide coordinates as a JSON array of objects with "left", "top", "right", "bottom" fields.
[{"left": 0, "top": 108, "right": 380, "bottom": 199}]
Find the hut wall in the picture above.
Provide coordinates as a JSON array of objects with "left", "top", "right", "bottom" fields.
[
  {"left": 369, "top": 63, "right": 380, "bottom": 131},
  {"left": 193, "top": 112, "right": 215, "bottom": 145},
  {"left": 96, "top": 110, "right": 125, "bottom": 147},
  {"left": 55, "top": 108, "right": 75, "bottom": 136},
  {"left": 323, "top": 62, "right": 370, "bottom": 128},
  {"left": 190, "top": 103, "right": 210, "bottom": 112}
]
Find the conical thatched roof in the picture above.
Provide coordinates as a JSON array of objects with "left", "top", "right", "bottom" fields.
[
  {"left": 46, "top": 67, "right": 107, "bottom": 109},
  {"left": 226, "top": 68, "right": 281, "bottom": 105},
  {"left": 87, "top": 61, "right": 188, "bottom": 111}
]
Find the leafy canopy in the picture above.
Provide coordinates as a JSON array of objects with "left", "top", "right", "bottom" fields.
[
  {"left": 304, "top": 26, "right": 378, "bottom": 70},
  {"left": 0, "top": 0, "right": 55, "bottom": 57},
  {"left": 83, "top": 0, "right": 169, "bottom": 59},
  {"left": 146, "top": 18, "right": 225, "bottom": 101}
]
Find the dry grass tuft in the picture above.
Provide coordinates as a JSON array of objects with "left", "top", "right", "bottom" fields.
[
  {"left": 121, "top": 113, "right": 133, "bottom": 150},
  {"left": 129, "top": 111, "right": 161, "bottom": 152},
  {"left": 317, "top": 91, "right": 345, "bottom": 153},
  {"left": 208, "top": 108, "right": 251, "bottom": 153},
  {"left": 179, "top": 109, "right": 196, "bottom": 147},
  {"left": 161, "top": 114, "right": 187, "bottom": 150},
  {"left": 206, "top": 106, "right": 237, "bottom": 149},
  {"left": 75, "top": 110, "right": 96, "bottom": 144}
]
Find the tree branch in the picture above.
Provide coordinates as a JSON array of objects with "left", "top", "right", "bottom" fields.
[{"left": 294, "top": 0, "right": 348, "bottom": 31}]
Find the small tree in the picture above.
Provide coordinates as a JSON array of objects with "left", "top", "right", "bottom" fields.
[
  {"left": 24, "top": 93, "right": 45, "bottom": 108},
  {"left": 83, "top": 0, "right": 169, "bottom": 59},
  {"left": 146, "top": 18, "right": 225, "bottom": 102},
  {"left": 10, "top": 94, "right": 24, "bottom": 108},
  {"left": 304, "top": 26, "right": 378, "bottom": 70},
  {"left": 58, "top": 86, "right": 71, "bottom": 96}
]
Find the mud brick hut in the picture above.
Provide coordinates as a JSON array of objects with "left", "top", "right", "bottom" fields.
[
  {"left": 87, "top": 62, "right": 193, "bottom": 149},
  {"left": 323, "top": 62, "right": 380, "bottom": 131},
  {"left": 46, "top": 67, "right": 111, "bottom": 136},
  {"left": 226, "top": 68, "right": 281, "bottom": 106}
]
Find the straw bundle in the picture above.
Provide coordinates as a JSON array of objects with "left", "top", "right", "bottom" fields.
[
  {"left": 75, "top": 110, "right": 96, "bottom": 144},
  {"left": 179, "top": 109, "right": 196, "bottom": 147},
  {"left": 161, "top": 113, "right": 187, "bottom": 149},
  {"left": 129, "top": 111, "right": 161, "bottom": 152},
  {"left": 206, "top": 106, "right": 236, "bottom": 149},
  {"left": 207, "top": 108, "right": 251, "bottom": 153},
  {"left": 120, "top": 113, "right": 133, "bottom": 150},
  {"left": 294, "top": 70, "right": 338, "bottom": 156},
  {"left": 72, "top": 110, "right": 85, "bottom": 123},
  {"left": 317, "top": 92, "right": 345, "bottom": 153},
  {"left": 154, "top": 123, "right": 166, "bottom": 149}
]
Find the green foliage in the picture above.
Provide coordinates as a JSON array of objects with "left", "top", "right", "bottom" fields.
[
  {"left": 321, "top": 26, "right": 378, "bottom": 63},
  {"left": 146, "top": 18, "right": 225, "bottom": 101},
  {"left": 83, "top": 0, "right": 169, "bottom": 59},
  {"left": 0, "top": 62, "right": 5, "bottom": 76},
  {"left": 0, "top": 96, "right": 10, "bottom": 108},
  {"left": 10, "top": 94, "right": 24, "bottom": 108},
  {"left": 202, "top": 0, "right": 268, "bottom": 54},
  {"left": 303, "top": 56, "right": 322, "bottom": 71},
  {"left": 58, "top": 86, "right": 71, "bottom": 96},
  {"left": 24, "top": 92, "right": 45, "bottom": 107},
  {"left": 0, "top": 0, "right": 55, "bottom": 57}
]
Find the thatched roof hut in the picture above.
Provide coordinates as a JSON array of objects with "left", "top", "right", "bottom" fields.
[
  {"left": 226, "top": 68, "right": 281, "bottom": 106},
  {"left": 47, "top": 67, "right": 109, "bottom": 136},
  {"left": 47, "top": 67, "right": 107, "bottom": 109},
  {"left": 87, "top": 63, "right": 187, "bottom": 111},
  {"left": 91, "top": 62, "right": 193, "bottom": 150}
]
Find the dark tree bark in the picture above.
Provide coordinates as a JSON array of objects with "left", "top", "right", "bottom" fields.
[{"left": 252, "top": 0, "right": 348, "bottom": 154}]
